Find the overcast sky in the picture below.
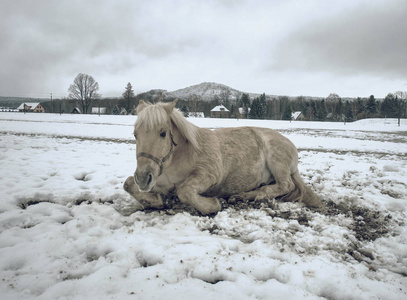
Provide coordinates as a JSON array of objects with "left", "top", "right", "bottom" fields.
[{"left": 1, "top": 0, "right": 406, "bottom": 99}]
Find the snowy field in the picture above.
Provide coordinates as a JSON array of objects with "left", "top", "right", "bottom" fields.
[{"left": 0, "top": 112, "right": 406, "bottom": 299}]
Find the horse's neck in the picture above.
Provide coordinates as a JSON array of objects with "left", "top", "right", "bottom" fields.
[{"left": 171, "top": 125, "right": 194, "bottom": 157}]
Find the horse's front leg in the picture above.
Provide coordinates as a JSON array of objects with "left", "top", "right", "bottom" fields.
[
  {"left": 123, "top": 176, "right": 164, "bottom": 209},
  {"left": 176, "top": 173, "right": 222, "bottom": 215}
]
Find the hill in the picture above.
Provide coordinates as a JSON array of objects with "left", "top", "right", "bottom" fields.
[
  {"left": 163, "top": 82, "right": 327, "bottom": 102},
  {"left": 165, "top": 82, "right": 260, "bottom": 101}
]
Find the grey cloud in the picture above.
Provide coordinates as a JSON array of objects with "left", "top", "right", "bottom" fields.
[
  {"left": 269, "top": 0, "right": 407, "bottom": 78},
  {"left": 0, "top": 0, "right": 203, "bottom": 96},
  {"left": 2, "top": 0, "right": 402, "bottom": 98}
]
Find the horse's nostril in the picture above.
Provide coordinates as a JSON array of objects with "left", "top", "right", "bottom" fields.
[{"left": 147, "top": 173, "right": 152, "bottom": 186}]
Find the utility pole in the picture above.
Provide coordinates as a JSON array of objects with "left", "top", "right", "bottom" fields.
[{"left": 50, "top": 93, "right": 53, "bottom": 113}]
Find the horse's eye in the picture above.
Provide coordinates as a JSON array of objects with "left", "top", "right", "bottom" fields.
[{"left": 160, "top": 131, "right": 166, "bottom": 138}]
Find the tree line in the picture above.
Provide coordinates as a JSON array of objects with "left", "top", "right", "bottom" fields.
[
  {"left": 51, "top": 73, "right": 407, "bottom": 123},
  {"left": 237, "top": 92, "right": 407, "bottom": 122}
]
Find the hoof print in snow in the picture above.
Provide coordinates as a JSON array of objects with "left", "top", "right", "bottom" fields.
[
  {"left": 73, "top": 198, "right": 92, "bottom": 206},
  {"left": 18, "top": 199, "right": 47, "bottom": 209},
  {"left": 17, "top": 196, "right": 54, "bottom": 209},
  {"left": 73, "top": 171, "right": 94, "bottom": 181},
  {"left": 136, "top": 253, "right": 162, "bottom": 268}
]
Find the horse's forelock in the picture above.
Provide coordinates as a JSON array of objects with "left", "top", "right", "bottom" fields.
[
  {"left": 135, "top": 102, "right": 200, "bottom": 149},
  {"left": 135, "top": 104, "right": 169, "bottom": 132}
]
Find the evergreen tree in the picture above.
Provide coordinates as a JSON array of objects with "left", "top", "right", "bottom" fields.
[
  {"left": 381, "top": 93, "right": 406, "bottom": 124},
  {"left": 241, "top": 93, "right": 250, "bottom": 118},
  {"left": 306, "top": 105, "right": 314, "bottom": 121},
  {"left": 344, "top": 101, "right": 353, "bottom": 122},
  {"left": 181, "top": 104, "right": 189, "bottom": 117},
  {"left": 250, "top": 97, "right": 260, "bottom": 119},
  {"left": 266, "top": 100, "right": 274, "bottom": 119},
  {"left": 121, "top": 82, "right": 135, "bottom": 113},
  {"left": 310, "top": 101, "right": 317, "bottom": 121},
  {"left": 381, "top": 93, "right": 397, "bottom": 117},
  {"left": 365, "top": 95, "right": 377, "bottom": 117},
  {"left": 277, "top": 96, "right": 289, "bottom": 120},
  {"left": 316, "top": 100, "right": 327, "bottom": 121},
  {"left": 354, "top": 97, "right": 364, "bottom": 120},
  {"left": 336, "top": 98, "right": 343, "bottom": 121},
  {"left": 259, "top": 93, "right": 267, "bottom": 119},
  {"left": 241, "top": 93, "right": 250, "bottom": 107},
  {"left": 282, "top": 103, "right": 292, "bottom": 120},
  {"left": 297, "top": 97, "right": 309, "bottom": 118}
]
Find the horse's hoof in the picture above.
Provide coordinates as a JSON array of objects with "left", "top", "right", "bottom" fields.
[
  {"left": 268, "top": 198, "right": 279, "bottom": 210},
  {"left": 228, "top": 196, "right": 237, "bottom": 204}
]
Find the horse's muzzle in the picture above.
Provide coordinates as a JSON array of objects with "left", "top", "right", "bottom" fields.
[{"left": 134, "top": 167, "right": 156, "bottom": 192}]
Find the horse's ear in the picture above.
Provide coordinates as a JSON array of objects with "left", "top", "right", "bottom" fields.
[
  {"left": 163, "top": 99, "right": 178, "bottom": 115},
  {"left": 137, "top": 100, "right": 147, "bottom": 114}
]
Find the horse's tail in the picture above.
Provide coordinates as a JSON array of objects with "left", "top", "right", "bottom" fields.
[{"left": 283, "top": 170, "right": 322, "bottom": 207}]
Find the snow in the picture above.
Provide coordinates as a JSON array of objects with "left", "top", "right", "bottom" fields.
[
  {"left": 1, "top": 112, "right": 407, "bottom": 299},
  {"left": 211, "top": 105, "right": 230, "bottom": 112}
]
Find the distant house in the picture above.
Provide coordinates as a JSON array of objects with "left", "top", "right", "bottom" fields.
[
  {"left": 113, "top": 106, "right": 127, "bottom": 115},
  {"left": 291, "top": 111, "right": 304, "bottom": 121},
  {"left": 17, "top": 102, "right": 45, "bottom": 113},
  {"left": 189, "top": 112, "right": 205, "bottom": 118},
  {"left": 0, "top": 107, "right": 18, "bottom": 112},
  {"left": 71, "top": 107, "right": 82, "bottom": 114},
  {"left": 92, "top": 107, "right": 106, "bottom": 114},
  {"left": 210, "top": 105, "right": 230, "bottom": 118},
  {"left": 238, "top": 107, "right": 250, "bottom": 119}
]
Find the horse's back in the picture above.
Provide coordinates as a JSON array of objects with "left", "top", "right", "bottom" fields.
[
  {"left": 213, "top": 126, "right": 297, "bottom": 158},
  {"left": 201, "top": 126, "right": 296, "bottom": 197}
]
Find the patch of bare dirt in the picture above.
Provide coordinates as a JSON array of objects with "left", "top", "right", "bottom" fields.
[{"left": 145, "top": 193, "right": 393, "bottom": 243}]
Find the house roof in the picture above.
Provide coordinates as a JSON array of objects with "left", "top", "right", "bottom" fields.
[
  {"left": 72, "top": 107, "right": 82, "bottom": 113},
  {"left": 211, "top": 105, "right": 229, "bottom": 112},
  {"left": 291, "top": 111, "right": 302, "bottom": 120},
  {"left": 17, "top": 102, "right": 40, "bottom": 110},
  {"left": 238, "top": 107, "right": 251, "bottom": 114}
]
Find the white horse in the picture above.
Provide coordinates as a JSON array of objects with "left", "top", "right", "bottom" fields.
[{"left": 124, "top": 100, "right": 321, "bottom": 215}]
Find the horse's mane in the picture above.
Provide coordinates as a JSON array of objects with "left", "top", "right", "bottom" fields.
[{"left": 135, "top": 102, "right": 200, "bottom": 149}]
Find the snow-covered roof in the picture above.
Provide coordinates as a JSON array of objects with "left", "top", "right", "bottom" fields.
[
  {"left": 17, "top": 102, "right": 40, "bottom": 110},
  {"left": 211, "top": 105, "right": 229, "bottom": 112},
  {"left": 238, "top": 107, "right": 251, "bottom": 114},
  {"left": 72, "top": 107, "right": 82, "bottom": 113},
  {"left": 291, "top": 111, "right": 302, "bottom": 120}
]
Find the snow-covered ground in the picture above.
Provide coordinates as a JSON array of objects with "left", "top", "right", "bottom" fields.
[{"left": 0, "top": 112, "right": 406, "bottom": 299}]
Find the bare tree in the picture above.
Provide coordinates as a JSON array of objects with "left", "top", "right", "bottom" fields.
[
  {"left": 326, "top": 93, "right": 342, "bottom": 121},
  {"left": 68, "top": 73, "right": 100, "bottom": 114}
]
